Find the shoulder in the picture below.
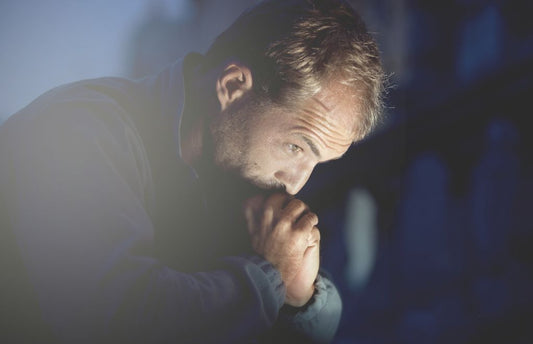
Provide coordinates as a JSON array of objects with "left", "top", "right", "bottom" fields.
[
  {"left": 0, "top": 77, "right": 156, "bottom": 203},
  {"left": 16, "top": 77, "right": 150, "bottom": 124},
  {"left": 1, "top": 76, "right": 156, "bottom": 151}
]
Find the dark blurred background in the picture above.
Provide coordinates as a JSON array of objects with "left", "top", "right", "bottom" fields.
[{"left": 1, "top": 1, "right": 532, "bottom": 343}]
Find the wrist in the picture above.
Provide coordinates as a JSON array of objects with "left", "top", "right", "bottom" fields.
[{"left": 284, "top": 282, "right": 316, "bottom": 307}]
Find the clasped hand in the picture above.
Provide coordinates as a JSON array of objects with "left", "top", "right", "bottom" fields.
[{"left": 244, "top": 193, "right": 320, "bottom": 307}]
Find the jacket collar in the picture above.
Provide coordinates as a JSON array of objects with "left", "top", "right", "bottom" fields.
[{"left": 141, "top": 52, "right": 204, "bottom": 162}]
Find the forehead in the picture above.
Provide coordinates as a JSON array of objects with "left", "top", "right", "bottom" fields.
[
  {"left": 260, "top": 79, "right": 362, "bottom": 161},
  {"left": 311, "top": 80, "right": 361, "bottom": 135},
  {"left": 290, "top": 80, "right": 361, "bottom": 145}
]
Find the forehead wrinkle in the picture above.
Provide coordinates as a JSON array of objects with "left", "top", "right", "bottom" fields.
[
  {"left": 292, "top": 120, "right": 353, "bottom": 154},
  {"left": 314, "top": 80, "right": 362, "bottom": 139},
  {"left": 311, "top": 97, "right": 331, "bottom": 113},
  {"left": 299, "top": 109, "right": 353, "bottom": 145},
  {"left": 300, "top": 108, "right": 337, "bottom": 132},
  {"left": 302, "top": 94, "right": 357, "bottom": 131}
]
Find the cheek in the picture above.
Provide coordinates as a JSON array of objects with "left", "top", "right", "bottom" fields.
[
  {"left": 245, "top": 121, "right": 288, "bottom": 173},
  {"left": 246, "top": 144, "right": 284, "bottom": 178},
  {"left": 254, "top": 147, "right": 279, "bottom": 172}
]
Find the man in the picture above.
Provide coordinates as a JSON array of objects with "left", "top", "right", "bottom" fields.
[{"left": 0, "top": 0, "right": 385, "bottom": 343}]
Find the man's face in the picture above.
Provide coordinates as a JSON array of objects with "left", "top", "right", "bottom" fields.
[{"left": 210, "top": 80, "right": 360, "bottom": 195}]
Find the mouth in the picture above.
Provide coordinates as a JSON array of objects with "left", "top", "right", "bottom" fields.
[{"left": 248, "top": 178, "right": 285, "bottom": 193}]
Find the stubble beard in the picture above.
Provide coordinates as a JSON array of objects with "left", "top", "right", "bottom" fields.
[{"left": 208, "top": 94, "right": 283, "bottom": 195}]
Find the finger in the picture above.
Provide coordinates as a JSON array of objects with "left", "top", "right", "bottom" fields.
[
  {"left": 264, "top": 192, "right": 291, "bottom": 212},
  {"left": 303, "top": 243, "right": 319, "bottom": 259},
  {"left": 281, "top": 198, "right": 308, "bottom": 222},
  {"left": 308, "top": 226, "right": 321, "bottom": 246},
  {"left": 245, "top": 205, "right": 258, "bottom": 237},
  {"left": 260, "top": 205, "right": 274, "bottom": 235},
  {"left": 243, "top": 195, "right": 265, "bottom": 235},
  {"left": 294, "top": 211, "right": 319, "bottom": 232}
]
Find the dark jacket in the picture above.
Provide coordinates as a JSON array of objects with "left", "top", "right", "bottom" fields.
[{"left": 0, "top": 54, "right": 342, "bottom": 343}]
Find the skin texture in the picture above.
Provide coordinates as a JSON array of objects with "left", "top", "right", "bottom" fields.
[
  {"left": 245, "top": 193, "right": 321, "bottom": 306},
  {"left": 211, "top": 64, "right": 358, "bottom": 196},
  {"left": 183, "top": 61, "right": 360, "bottom": 307}
]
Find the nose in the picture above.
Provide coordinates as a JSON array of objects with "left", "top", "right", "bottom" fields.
[{"left": 274, "top": 164, "right": 314, "bottom": 195}]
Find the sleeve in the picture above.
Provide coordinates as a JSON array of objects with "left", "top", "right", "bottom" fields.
[
  {"left": 0, "top": 97, "right": 285, "bottom": 344},
  {"left": 259, "top": 273, "right": 343, "bottom": 344}
]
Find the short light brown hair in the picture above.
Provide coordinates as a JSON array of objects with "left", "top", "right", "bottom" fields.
[{"left": 203, "top": 0, "right": 386, "bottom": 139}]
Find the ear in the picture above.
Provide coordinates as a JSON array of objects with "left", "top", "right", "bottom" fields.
[{"left": 216, "top": 62, "right": 253, "bottom": 111}]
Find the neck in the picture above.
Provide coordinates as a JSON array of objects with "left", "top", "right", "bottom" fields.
[
  {"left": 180, "top": 66, "right": 216, "bottom": 167},
  {"left": 180, "top": 114, "right": 204, "bottom": 167}
]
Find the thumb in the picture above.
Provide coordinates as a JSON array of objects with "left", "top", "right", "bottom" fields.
[{"left": 243, "top": 194, "right": 265, "bottom": 235}]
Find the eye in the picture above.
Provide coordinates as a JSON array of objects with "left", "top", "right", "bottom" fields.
[{"left": 287, "top": 143, "right": 303, "bottom": 154}]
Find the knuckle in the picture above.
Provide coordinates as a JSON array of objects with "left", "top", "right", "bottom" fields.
[
  {"left": 284, "top": 199, "right": 307, "bottom": 217},
  {"left": 312, "top": 226, "right": 321, "bottom": 241},
  {"left": 307, "top": 212, "right": 318, "bottom": 225},
  {"left": 276, "top": 216, "right": 291, "bottom": 229},
  {"left": 300, "top": 212, "right": 318, "bottom": 229},
  {"left": 289, "top": 199, "right": 306, "bottom": 211}
]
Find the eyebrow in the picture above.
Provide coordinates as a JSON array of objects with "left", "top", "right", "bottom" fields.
[{"left": 301, "top": 135, "right": 321, "bottom": 159}]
